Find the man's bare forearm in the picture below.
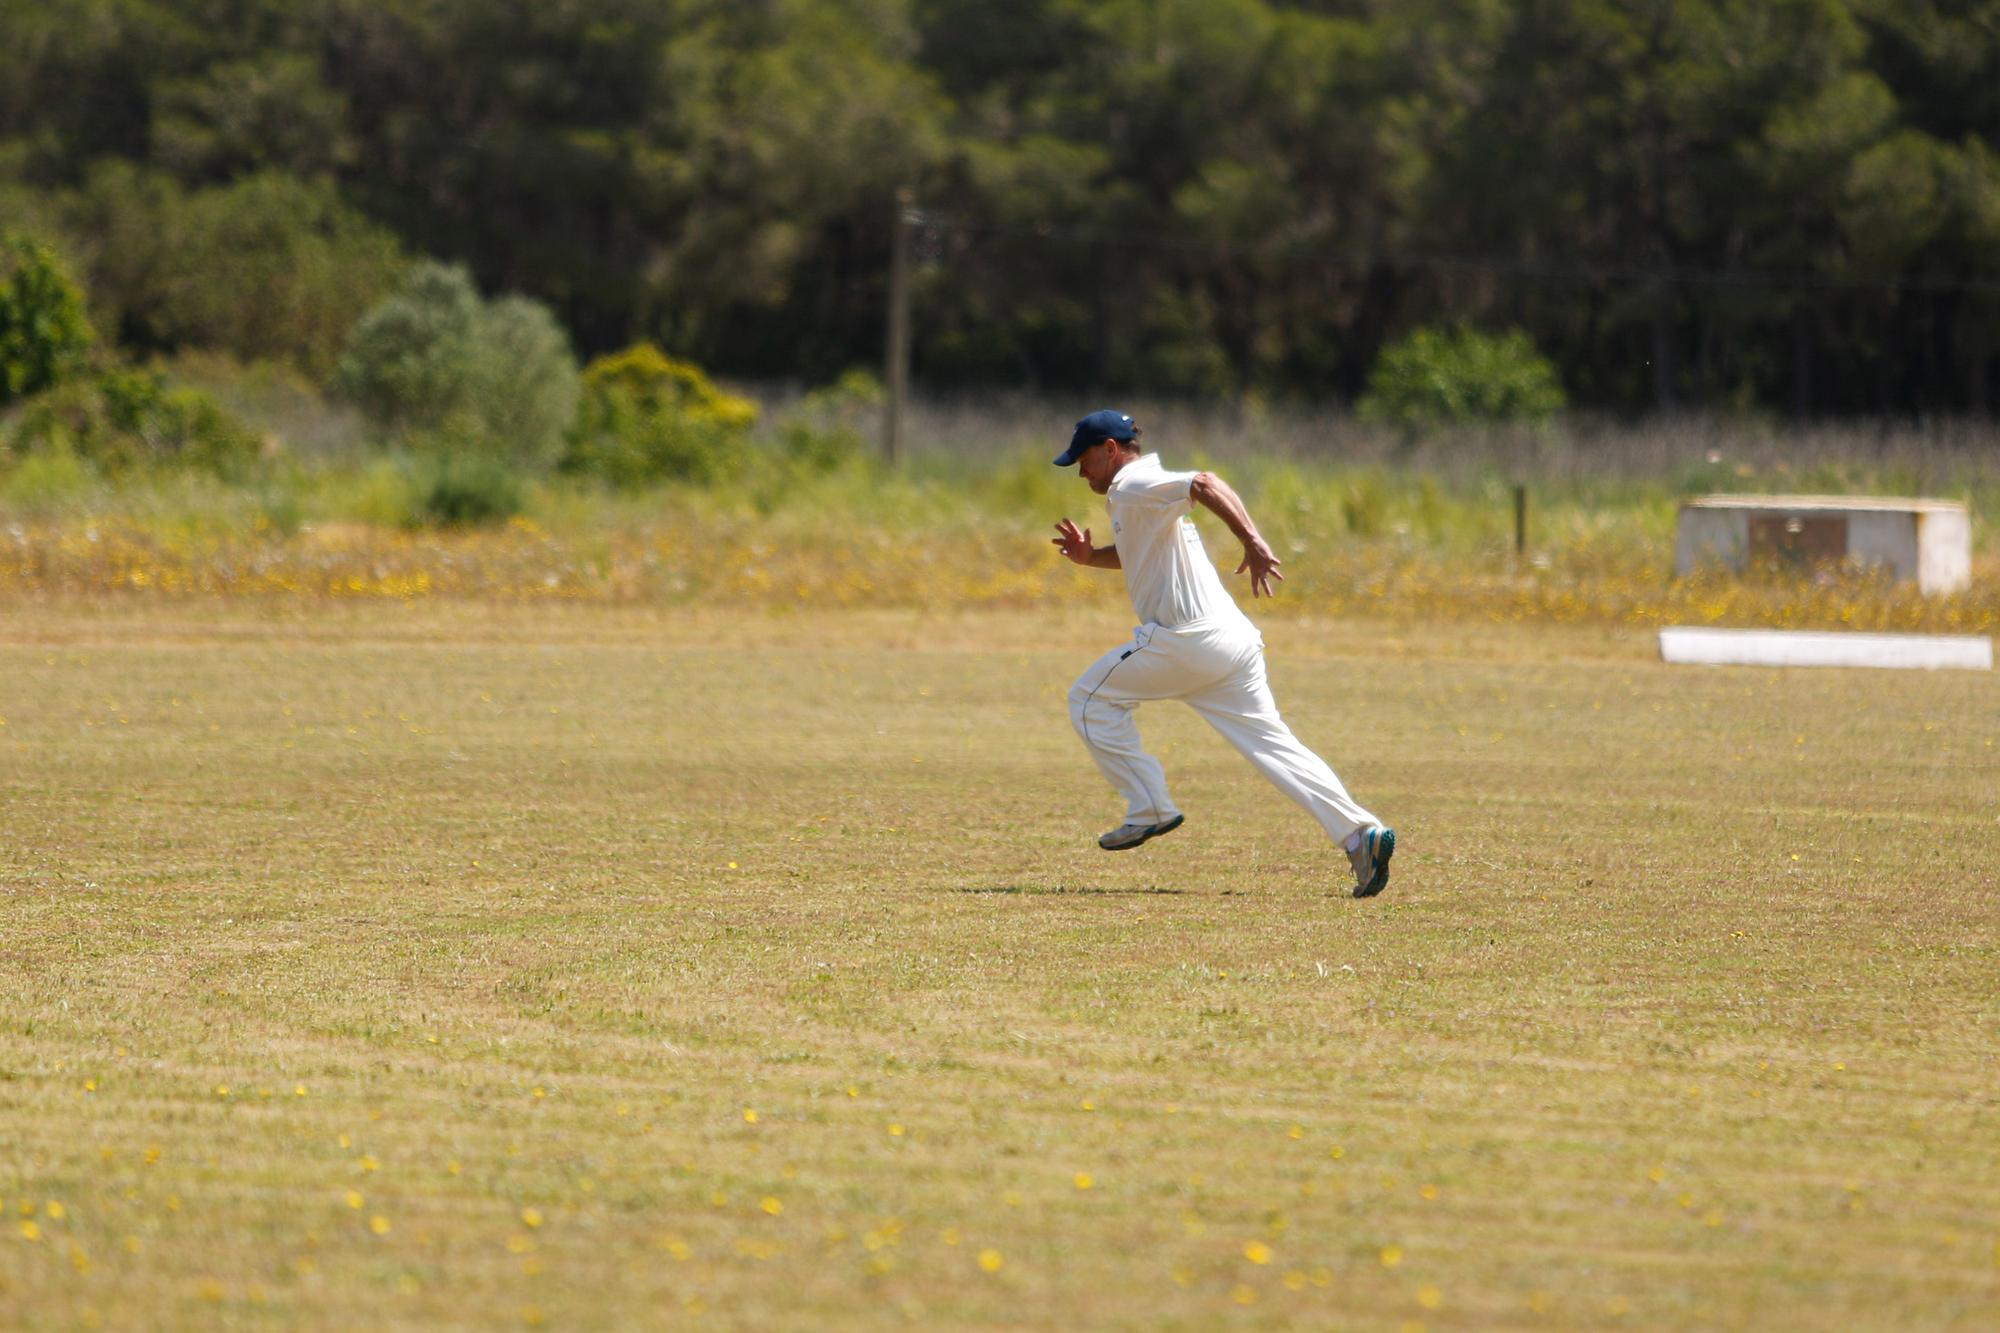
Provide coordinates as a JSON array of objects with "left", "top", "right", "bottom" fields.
[
  {"left": 1190, "top": 472, "right": 1265, "bottom": 549},
  {"left": 1084, "top": 545, "right": 1122, "bottom": 569},
  {"left": 1191, "top": 470, "right": 1285, "bottom": 595}
]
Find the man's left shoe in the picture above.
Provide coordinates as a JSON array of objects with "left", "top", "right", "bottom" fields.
[
  {"left": 1098, "top": 814, "right": 1185, "bottom": 851},
  {"left": 1348, "top": 825, "right": 1396, "bottom": 898}
]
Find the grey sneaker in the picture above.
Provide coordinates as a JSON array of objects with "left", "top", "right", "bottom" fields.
[
  {"left": 1348, "top": 826, "right": 1396, "bottom": 898},
  {"left": 1098, "top": 813, "right": 1185, "bottom": 851}
]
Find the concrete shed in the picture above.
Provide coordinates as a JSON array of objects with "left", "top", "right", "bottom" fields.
[{"left": 1674, "top": 495, "right": 1972, "bottom": 595}]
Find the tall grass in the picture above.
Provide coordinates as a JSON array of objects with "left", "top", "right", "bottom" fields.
[
  {"left": 3, "top": 386, "right": 1996, "bottom": 627},
  {"left": 892, "top": 392, "right": 2000, "bottom": 517}
]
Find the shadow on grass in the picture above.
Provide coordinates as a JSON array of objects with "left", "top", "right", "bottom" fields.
[{"left": 955, "top": 884, "right": 1185, "bottom": 896}]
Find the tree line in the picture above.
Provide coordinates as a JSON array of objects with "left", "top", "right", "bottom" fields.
[{"left": 4, "top": 0, "right": 1997, "bottom": 418}]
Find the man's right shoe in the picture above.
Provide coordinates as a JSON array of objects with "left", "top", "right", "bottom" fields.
[
  {"left": 1348, "top": 825, "right": 1396, "bottom": 898},
  {"left": 1098, "top": 814, "right": 1185, "bottom": 851}
]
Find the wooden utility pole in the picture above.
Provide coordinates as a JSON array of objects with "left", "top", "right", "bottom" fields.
[{"left": 884, "top": 187, "right": 914, "bottom": 466}]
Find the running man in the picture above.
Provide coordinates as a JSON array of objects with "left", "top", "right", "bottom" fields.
[{"left": 1051, "top": 409, "right": 1396, "bottom": 897}]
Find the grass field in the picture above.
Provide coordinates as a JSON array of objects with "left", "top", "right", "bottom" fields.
[{"left": 2, "top": 601, "right": 1997, "bottom": 1330}]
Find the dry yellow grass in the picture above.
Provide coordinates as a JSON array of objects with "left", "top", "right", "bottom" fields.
[
  {"left": 2, "top": 510, "right": 1996, "bottom": 635},
  {"left": 1, "top": 601, "right": 1996, "bottom": 1330}
]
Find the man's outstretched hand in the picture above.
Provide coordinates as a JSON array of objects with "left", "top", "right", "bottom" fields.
[
  {"left": 1235, "top": 540, "right": 1285, "bottom": 597},
  {"left": 1052, "top": 518, "right": 1095, "bottom": 566}
]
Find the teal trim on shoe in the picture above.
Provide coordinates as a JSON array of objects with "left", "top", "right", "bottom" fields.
[{"left": 1352, "top": 826, "right": 1395, "bottom": 898}]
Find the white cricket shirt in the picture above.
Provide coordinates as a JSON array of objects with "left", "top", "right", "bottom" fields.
[{"left": 1106, "top": 453, "right": 1243, "bottom": 629}]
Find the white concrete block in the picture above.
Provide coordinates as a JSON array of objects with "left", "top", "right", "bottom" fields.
[
  {"left": 1674, "top": 495, "right": 1973, "bottom": 595},
  {"left": 1659, "top": 627, "right": 1992, "bottom": 671},
  {"left": 1917, "top": 505, "right": 1972, "bottom": 596}
]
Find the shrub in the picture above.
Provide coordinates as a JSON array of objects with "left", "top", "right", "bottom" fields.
[
  {"left": 332, "top": 262, "right": 579, "bottom": 469},
  {"left": 331, "top": 263, "right": 480, "bottom": 432},
  {"left": 409, "top": 449, "right": 525, "bottom": 527},
  {"left": 0, "top": 443, "right": 98, "bottom": 511},
  {"left": 7, "top": 367, "right": 262, "bottom": 479},
  {"left": 775, "top": 369, "right": 880, "bottom": 472},
  {"left": 476, "top": 295, "right": 582, "bottom": 470},
  {"left": 0, "top": 233, "right": 94, "bottom": 406},
  {"left": 1358, "top": 324, "right": 1566, "bottom": 430},
  {"left": 561, "top": 344, "right": 758, "bottom": 487},
  {"left": 320, "top": 457, "right": 423, "bottom": 528}
]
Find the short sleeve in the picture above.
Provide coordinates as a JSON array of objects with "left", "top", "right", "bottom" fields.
[{"left": 1112, "top": 465, "right": 1195, "bottom": 509}]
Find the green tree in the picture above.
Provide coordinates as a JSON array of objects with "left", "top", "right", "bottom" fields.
[
  {"left": 0, "top": 233, "right": 94, "bottom": 405},
  {"left": 0, "top": 0, "right": 200, "bottom": 177},
  {"left": 1737, "top": 67, "right": 1901, "bottom": 414},
  {"left": 5, "top": 0, "right": 2000, "bottom": 416},
  {"left": 52, "top": 164, "right": 404, "bottom": 380},
  {"left": 162, "top": 173, "right": 405, "bottom": 379},
  {"left": 643, "top": 0, "right": 949, "bottom": 377},
  {"left": 150, "top": 52, "right": 356, "bottom": 182}
]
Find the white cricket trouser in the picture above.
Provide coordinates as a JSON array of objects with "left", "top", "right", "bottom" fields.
[{"left": 1067, "top": 617, "right": 1377, "bottom": 843}]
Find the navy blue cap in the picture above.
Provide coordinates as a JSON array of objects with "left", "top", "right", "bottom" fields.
[{"left": 1054, "top": 409, "right": 1137, "bottom": 465}]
